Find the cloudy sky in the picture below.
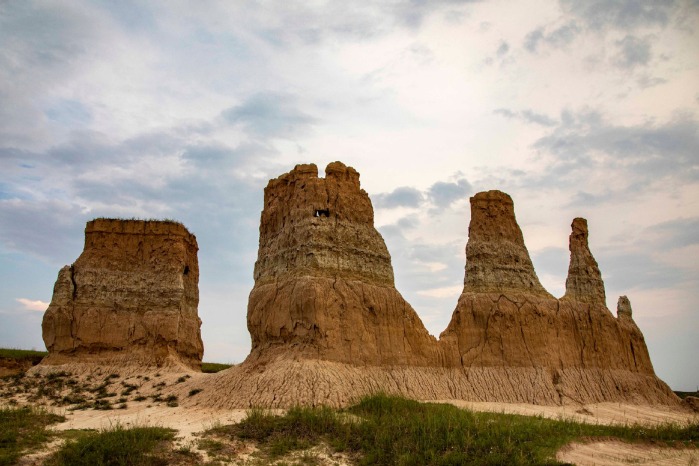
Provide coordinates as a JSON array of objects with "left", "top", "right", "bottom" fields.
[{"left": 1, "top": 0, "right": 697, "bottom": 390}]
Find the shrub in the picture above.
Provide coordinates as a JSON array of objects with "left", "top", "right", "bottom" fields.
[{"left": 47, "top": 425, "right": 175, "bottom": 466}]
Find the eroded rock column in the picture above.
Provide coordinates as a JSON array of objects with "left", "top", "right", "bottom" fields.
[
  {"left": 41, "top": 219, "right": 203, "bottom": 369},
  {"left": 246, "top": 162, "right": 439, "bottom": 366}
]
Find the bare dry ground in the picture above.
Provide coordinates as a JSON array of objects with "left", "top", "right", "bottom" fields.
[{"left": 556, "top": 440, "right": 698, "bottom": 465}]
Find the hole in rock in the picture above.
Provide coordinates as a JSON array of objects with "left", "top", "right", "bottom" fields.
[
  {"left": 183, "top": 265, "right": 190, "bottom": 275},
  {"left": 314, "top": 209, "right": 330, "bottom": 218}
]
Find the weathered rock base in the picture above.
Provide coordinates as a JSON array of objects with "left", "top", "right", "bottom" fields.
[
  {"left": 37, "top": 349, "right": 201, "bottom": 373},
  {"left": 181, "top": 358, "right": 677, "bottom": 409}
]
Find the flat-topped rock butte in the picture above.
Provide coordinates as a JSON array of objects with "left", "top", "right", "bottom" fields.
[
  {"left": 41, "top": 219, "right": 203, "bottom": 370},
  {"left": 37, "top": 161, "right": 679, "bottom": 408}
]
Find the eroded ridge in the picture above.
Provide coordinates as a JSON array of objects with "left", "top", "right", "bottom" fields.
[{"left": 41, "top": 219, "right": 203, "bottom": 370}]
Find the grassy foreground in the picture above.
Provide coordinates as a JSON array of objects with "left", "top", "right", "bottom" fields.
[
  {"left": 203, "top": 394, "right": 699, "bottom": 465},
  {"left": 0, "top": 407, "right": 64, "bottom": 466},
  {"left": 45, "top": 426, "right": 177, "bottom": 466},
  {"left": 0, "top": 395, "right": 697, "bottom": 465}
]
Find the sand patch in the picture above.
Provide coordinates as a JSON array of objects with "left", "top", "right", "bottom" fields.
[
  {"left": 441, "top": 400, "right": 698, "bottom": 426},
  {"left": 52, "top": 402, "right": 250, "bottom": 443},
  {"left": 557, "top": 440, "right": 698, "bottom": 465}
]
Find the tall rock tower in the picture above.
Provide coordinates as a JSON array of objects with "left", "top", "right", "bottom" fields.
[
  {"left": 41, "top": 219, "right": 203, "bottom": 370},
  {"left": 246, "top": 162, "right": 438, "bottom": 366},
  {"left": 439, "top": 191, "right": 669, "bottom": 403}
]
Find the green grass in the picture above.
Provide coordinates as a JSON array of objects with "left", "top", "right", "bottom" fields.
[
  {"left": 201, "top": 362, "right": 232, "bottom": 373},
  {"left": 46, "top": 425, "right": 176, "bottom": 466},
  {"left": 0, "top": 348, "right": 47, "bottom": 363},
  {"left": 205, "top": 394, "right": 699, "bottom": 465},
  {"left": 0, "top": 406, "right": 64, "bottom": 466}
]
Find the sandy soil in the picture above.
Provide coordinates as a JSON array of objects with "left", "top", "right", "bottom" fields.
[
  {"left": 440, "top": 399, "right": 698, "bottom": 426},
  {"left": 557, "top": 440, "right": 698, "bottom": 465},
  {"left": 52, "top": 402, "right": 251, "bottom": 442}
]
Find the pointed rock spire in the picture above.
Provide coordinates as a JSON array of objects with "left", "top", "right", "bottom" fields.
[
  {"left": 617, "top": 295, "right": 633, "bottom": 318},
  {"left": 563, "top": 218, "right": 606, "bottom": 304},
  {"left": 463, "top": 190, "right": 550, "bottom": 295}
]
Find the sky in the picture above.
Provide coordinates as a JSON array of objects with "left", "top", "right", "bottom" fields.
[{"left": 0, "top": 0, "right": 697, "bottom": 391}]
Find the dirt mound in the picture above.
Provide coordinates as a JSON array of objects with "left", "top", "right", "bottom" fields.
[{"left": 41, "top": 219, "right": 203, "bottom": 370}]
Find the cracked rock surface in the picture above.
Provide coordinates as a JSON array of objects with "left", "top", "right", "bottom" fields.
[{"left": 41, "top": 219, "right": 203, "bottom": 370}]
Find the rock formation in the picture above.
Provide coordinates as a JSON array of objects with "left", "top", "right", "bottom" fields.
[
  {"left": 247, "top": 162, "right": 439, "bottom": 366},
  {"left": 463, "top": 190, "right": 550, "bottom": 296},
  {"left": 439, "top": 191, "right": 665, "bottom": 403},
  {"left": 193, "top": 162, "right": 677, "bottom": 408},
  {"left": 563, "top": 217, "right": 606, "bottom": 304},
  {"left": 41, "top": 219, "right": 203, "bottom": 370}
]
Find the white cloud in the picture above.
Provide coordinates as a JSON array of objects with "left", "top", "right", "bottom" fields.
[
  {"left": 16, "top": 298, "right": 49, "bottom": 312},
  {"left": 417, "top": 285, "right": 463, "bottom": 299}
]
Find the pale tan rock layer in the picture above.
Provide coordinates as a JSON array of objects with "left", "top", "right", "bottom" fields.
[
  {"left": 41, "top": 219, "right": 203, "bottom": 370},
  {"left": 226, "top": 162, "right": 678, "bottom": 407}
]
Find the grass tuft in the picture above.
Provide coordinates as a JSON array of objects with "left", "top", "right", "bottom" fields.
[
  {"left": 0, "top": 406, "right": 64, "bottom": 466},
  {"left": 46, "top": 425, "right": 175, "bottom": 466},
  {"left": 201, "top": 362, "right": 232, "bottom": 373}
]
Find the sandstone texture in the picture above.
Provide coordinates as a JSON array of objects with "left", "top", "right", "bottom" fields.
[
  {"left": 462, "top": 190, "right": 551, "bottom": 296},
  {"left": 563, "top": 217, "right": 606, "bottom": 304},
  {"left": 247, "top": 162, "right": 439, "bottom": 366},
  {"left": 438, "top": 191, "right": 667, "bottom": 404},
  {"left": 205, "top": 162, "right": 677, "bottom": 408},
  {"left": 41, "top": 219, "right": 203, "bottom": 370}
]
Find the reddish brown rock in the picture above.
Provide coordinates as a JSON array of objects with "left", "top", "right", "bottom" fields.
[
  {"left": 41, "top": 219, "right": 203, "bottom": 370},
  {"left": 463, "top": 190, "right": 550, "bottom": 296},
  {"left": 439, "top": 199, "right": 669, "bottom": 404}
]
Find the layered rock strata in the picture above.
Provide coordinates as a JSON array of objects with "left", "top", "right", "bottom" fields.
[
  {"left": 247, "top": 162, "right": 439, "bottom": 366},
  {"left": 201, "top": 163, "right": 676, "bottom": 408},
  {"left": 41, "top": 219, "right": 203, "bottom": 370},
  {"left": 438, "top": 191, "right": 664, "bottom": 404},
  {"left": 563, "top": 217, "right": 606, "bottom": 304}
]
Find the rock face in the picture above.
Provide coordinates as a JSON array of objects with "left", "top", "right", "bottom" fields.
[
  {"left": 201, "top": 162, "right": 677, "bottom": 408},
  {"left": 247, "top": 162, "right": 438, "bottom": 366},
  {"left": 41, "top": 219, "right": 203, "bottom": 369}
]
